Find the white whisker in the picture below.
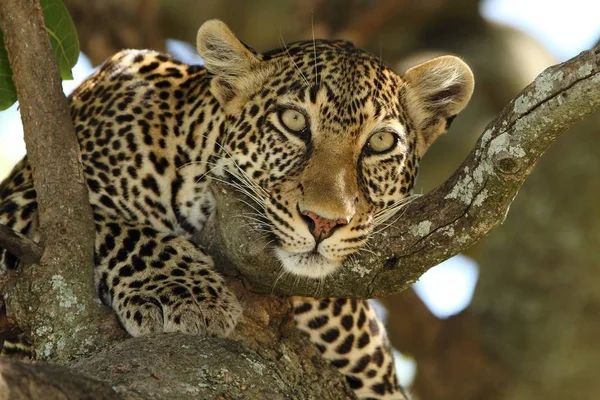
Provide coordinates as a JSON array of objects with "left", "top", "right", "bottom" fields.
[
  {"left": 279, "top": 28, "right": 310, "bottom": 88},
  {"left": 194, "top": 163, "right": 227, "bottom": 185},
  {"left": 271, "top": 268, "right": 288, "bottom": 294},
  {"left": 311, "top": 11, "right": 319, "bottom": 86},
  {"left": 209, "top": 176, "right": 266, "bottom": 215},
  {"left": 357, "top": 246, "right": 378, "bottom": 257},
  {"left": 371, "top": 195, "right": 420, "bottom": 235},
  {"left": 313, "top": 276, "right": 325, "bottom": 298},
  {"left": 210, "top": 141, "right": 269, "bottom": 198}
]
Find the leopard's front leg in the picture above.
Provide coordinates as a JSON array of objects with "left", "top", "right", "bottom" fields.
[
  {"left": 294, "top": 297, "right": 409, "bottom": 400},
  {"left": 94, "top": 217, "right": 241, "bottom": 336}
]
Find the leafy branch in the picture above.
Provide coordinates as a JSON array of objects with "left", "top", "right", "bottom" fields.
[{"left": 0, "top": 0, "right": 78, "bottom": 110}]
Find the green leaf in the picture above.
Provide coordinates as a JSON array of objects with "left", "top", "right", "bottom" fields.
[
  {"left": 0, "top": 28, "right": 17, "bottom": 111},
  {"left": 41, "top": 0, "right": 79, "bottom": 80},
  {"left": 0, "top": 0, "right": 79, "bottom": 111}
]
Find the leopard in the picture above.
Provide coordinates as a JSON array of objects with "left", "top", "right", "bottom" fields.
[{"left": 0, "top": 20, "right": 473, "bottom": 399}]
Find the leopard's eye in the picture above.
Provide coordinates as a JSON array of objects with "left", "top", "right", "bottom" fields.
[
  {"left": 366, "top": 131, "right": 398, "bottom": 154},
  {"left": 278, "top": 108, "right": 307, "bottom": 133}
]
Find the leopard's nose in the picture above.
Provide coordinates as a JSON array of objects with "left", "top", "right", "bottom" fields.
[{"left": 300, "top": 209, "right": 350, "bottom": 241}]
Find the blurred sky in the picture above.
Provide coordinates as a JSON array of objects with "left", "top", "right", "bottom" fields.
[
  {"left": 482, "top": 0, "right": 600, "bottom": 61},
  {"left": 0, "top": 1, "right": 599, "bottom": 320}
]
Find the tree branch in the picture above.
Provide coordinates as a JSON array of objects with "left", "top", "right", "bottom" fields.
[
  {"left": 201, "top": 45, "right": 600, "bottom": 298},
  {"left": 0, "top": 224, "right": 42, "bottom": 265},
  {"left": 0, "top": 359, "right": 120, "bottom": 400},
  {"left": 1, "top": 285, "right": 356, "bottom": 400},
  {"left": 0, "top": 0, "right": 115, "bottom": 361}
]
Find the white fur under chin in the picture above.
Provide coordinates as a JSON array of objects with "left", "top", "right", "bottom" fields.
[{"left": 275, "top": 248, "right": 341, "bottom": 278}]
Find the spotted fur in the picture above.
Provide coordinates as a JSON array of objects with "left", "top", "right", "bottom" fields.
[{"left": 0, "top": 20, "right": 473, "bottom": 399}]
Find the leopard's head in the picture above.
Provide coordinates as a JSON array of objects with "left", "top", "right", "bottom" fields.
[{"left": 197, "top": 20, "right": 474, "bottom": 278}]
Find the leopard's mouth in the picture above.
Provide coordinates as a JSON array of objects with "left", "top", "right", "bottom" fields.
[{"left": 274, "top": 247, "right": 341, "bottom": 278}]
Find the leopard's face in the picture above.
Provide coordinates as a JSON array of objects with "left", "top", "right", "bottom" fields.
[{"left": 198, "top": 21, "right": 474, "bottom": 279}]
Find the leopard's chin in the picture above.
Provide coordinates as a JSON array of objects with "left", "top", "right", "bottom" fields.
[{"left": 275, "top": 248, "right": 341, "bottom": 278}]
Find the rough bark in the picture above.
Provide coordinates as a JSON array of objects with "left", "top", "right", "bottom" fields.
[
  {"left": 1, "top": 285, "right": 356, "bottom": 400},
  {"left": 201, "top": 45, "right": 600, "bottom": 298},
  {"left": 0, "top": 225, "right": 41, "bottom": 266},
  {"left": 0, "top": 0, "right": 117, "bottom": 363},
  {"left": 0, "top": 359, "right": 121, "bottom": 400},
  {"left": 72, "top": 324, "right": 355, "bottom": 399}
]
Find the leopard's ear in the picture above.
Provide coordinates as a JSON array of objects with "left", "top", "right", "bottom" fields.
[
  {"left": 403, "top": 56, "right": 474, "bottom": 157},
  {"left": 197, "top": 20, "right": 262, "bottom": 106}
]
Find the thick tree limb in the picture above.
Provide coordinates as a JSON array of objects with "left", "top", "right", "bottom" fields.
[
  {"left": 0, "top": 0, "right": 115, "bottom": 362},
  {"left": 0, "top": 359, "right": 121, "bottom": 400},
  {"left": 73, "top": 333, "right": 354, "bottom": 399},
  {"left": 202, "top": 45, "right": 600, "bottom": 298},
  {"left": 0, "top": 290, "right": 355, "bottom": 400}
]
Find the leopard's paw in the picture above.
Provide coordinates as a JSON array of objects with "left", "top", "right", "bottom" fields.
[{"left": 116, "top": 282, "right": 241, "bottom": 337}]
